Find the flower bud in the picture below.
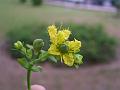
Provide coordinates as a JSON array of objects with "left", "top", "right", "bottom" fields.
[
  {"left": 59, "top": 44, "right": 69, "bottom": 53},
  {"left": 74, "top": 54, "right": 83, "bottom": 64},
  {"left": 14, "top": 41, "right": 23, "bottom": 50},
  {"left": 33, "top": 39, "right": 44, "bottom": 52}
]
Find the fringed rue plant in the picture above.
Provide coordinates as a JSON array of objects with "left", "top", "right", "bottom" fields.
[{"left": 14, "top": 25, "right": 83, "bottom": 90}]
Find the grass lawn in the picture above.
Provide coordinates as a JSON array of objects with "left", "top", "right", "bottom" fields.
[{"left": 0, "top": 0, "right": 120, "bottom": 40}]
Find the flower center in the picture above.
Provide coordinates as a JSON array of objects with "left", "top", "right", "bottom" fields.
[{"left": 59, "top": 44, "right": 69, "bottom": 53}]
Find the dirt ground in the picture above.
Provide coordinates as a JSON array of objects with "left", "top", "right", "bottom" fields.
[
  {"left": 0, "top": 39, "right": 120, "bottom": 90},
  {"left": 0, "top": 23, "right": 120, "bottom": 90}
]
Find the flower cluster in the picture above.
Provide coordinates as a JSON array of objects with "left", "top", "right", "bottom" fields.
[{"left": 48, "top": 25, "right": 83, "bottom": 67}]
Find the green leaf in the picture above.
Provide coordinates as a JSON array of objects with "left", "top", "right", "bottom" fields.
[
  {"left": 21, "top": 47, "right": 26, "bottom": 53},
  {"left": 26, "top": 49, "right": 32, "bottom": 59},
  {"left": 26, "top": 44, "right": 33, "bottom": 49},
  {"left": 18, "top": 58, "right": 29, "bottom": 69},
  {"left": 49, "top": 56, "right": 57, "bottom": 63},
  {"left": 74, "top": 54, "right": 83, "bottom": 64},
  {"left": 31, "top": 66, "right": 42, "bottom": 72},
  {"left": 39, "top": 50, "right": 49, "bottom": 62}
]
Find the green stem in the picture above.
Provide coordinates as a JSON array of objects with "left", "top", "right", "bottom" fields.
[{"left": 27, "top": 70, "right": 32, "bottom": 90}]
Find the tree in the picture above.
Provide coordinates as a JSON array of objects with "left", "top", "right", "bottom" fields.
[
  {"left": 31, "top": 0, "right": 43, "bottom": 6},
  {"left": 112, "top": 0, "right": 120, "bottom": 17},
  {"left": 20, "top": 0, "right": 26, "bottom": 3},
  {"left": 93, "top": 0, "right": 105, "bottom": 6}
]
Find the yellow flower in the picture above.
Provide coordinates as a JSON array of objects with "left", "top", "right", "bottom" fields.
[
  {"left": 48, "top": 25, "right": 82, "bottom": 67},
  {"left": 67, "top": 39, "right": 81, "bottom": 53}
]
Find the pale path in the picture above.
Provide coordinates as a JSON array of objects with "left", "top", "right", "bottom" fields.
[{"left": 45, "top": 1, "right": 116, "bottom": 13}]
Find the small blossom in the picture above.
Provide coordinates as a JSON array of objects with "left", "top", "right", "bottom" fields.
[{"left": 48, "top": 25, "right": 82, "bottom": 66}]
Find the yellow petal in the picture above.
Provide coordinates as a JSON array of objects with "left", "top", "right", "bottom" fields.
[
  {"left": 48, "top": 25, "right": 57, "bottom": 43},
  {"left": 48, "top": 44, "right": 60, "bottom": 55},
  {"left": 67, "top": 39, "right": 81, "bottom": 53},
  {"left": 63, "top": 53, "right": 74, "bottom": 66},
  {"left": 62, "top": 29, "right": 71, "bottom": 40},
  {"left": 57, "top": 31, "right": 66, "bottom": 44},
  {"left": 57, "top": 29, "right": 71, "bottom": 44}
]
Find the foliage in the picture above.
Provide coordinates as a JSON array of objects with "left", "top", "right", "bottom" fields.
[
  {"left": 31, "top": 0, "right": 43, "bottom": 6},
  {"left": 7, "top": 24, "right": 48, "bottom": 58},
  {"left": 14, "top": 39, "right": 55, "bottom": 90},
  {"left": 111, "top": 0, "right": 120, "bottom": 17},
  {"left": 112, "top": 0, "right": 120, "bottom": 8},
  {"left": 7, "top": 23, "right": 117, "bottom": 64},
  {"left": 68, "top": 24, "right": 117, "bottom": 63},
  {"left": 20, "top": 0, "right": 26, "bottom": 3},
  {"left": 92, "top": 0, "right": 105, "bottom": 6}
]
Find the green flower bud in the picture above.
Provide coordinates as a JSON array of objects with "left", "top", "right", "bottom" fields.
[
  {"left": 14, "top": 41, "right": 23, "bottom": 50},
  {"left": 33, "top": 39, "right": 44, "bottom": 52},
  {"left": 59, "top": 44, "right": 69, "bottom": 53},
  {"left": 74, "top": 54, "right": 83, "bottom": 64}
]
